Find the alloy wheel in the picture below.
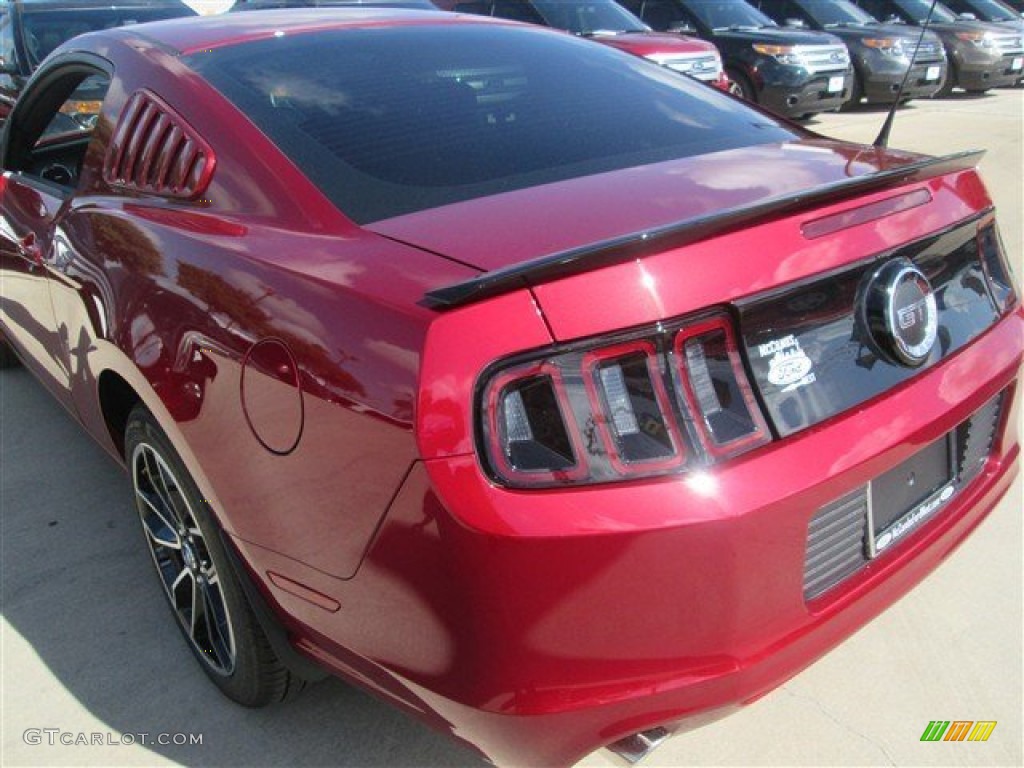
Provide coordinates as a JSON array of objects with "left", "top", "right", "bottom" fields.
[{"left": 132, "top": 442, "right": 236, "bottom": 675}]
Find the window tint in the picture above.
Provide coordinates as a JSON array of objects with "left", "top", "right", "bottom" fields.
[
  {"left": 853, "top": 0, "right": 889, "bottom": 18},
  {"left": 639, "top": 0, "right": 697, "bottom": 30},
  {"left": 493, "top": 1, "right": 545, "bottom": 22},
  {"left": 530, "top": 0, "right": 649, "bottom": 33},
  {"left": 681, "top": 0, "right": 777, "bottom": 29},
  {"left": 7, "top": 68, "right": 110, "bottom": 189},
  {"left": 20, "top": 6, "right": 193, "bottom": 67},
  {"left": 187, "top": 25, "right": 796, "bottom": 224},
  {"left": 893, "top": 0, "right": 958, "bottom": 21}
]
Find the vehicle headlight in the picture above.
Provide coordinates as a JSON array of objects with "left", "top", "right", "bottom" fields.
[
  {"left": 752, "top": 43, "right": 805, "bottom": 66},
  {"left": 954, "top": 31, "right": 996, "bottom": 48},
  {"left": 862, "top": 37, "right": 907, "bottom": 57}
]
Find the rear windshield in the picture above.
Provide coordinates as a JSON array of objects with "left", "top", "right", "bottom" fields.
[
  {"left": 187, "top": 23, "right": 796, "bottom": 224},
  {"left": 21, "top": 6, "right": 195, "bottom": 67}
]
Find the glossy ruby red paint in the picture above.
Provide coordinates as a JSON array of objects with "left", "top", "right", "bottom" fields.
[{"left": 0, "top": 11, "right": 1019, "bottom": 768}]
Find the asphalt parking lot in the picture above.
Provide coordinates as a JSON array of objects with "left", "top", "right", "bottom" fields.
[{"left": 2, "top": 88, "right": 1022, "bottom": 768}]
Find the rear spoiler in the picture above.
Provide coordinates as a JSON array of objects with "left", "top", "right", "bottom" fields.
[{"left": 423, "top": 149, "right": 985, "bottom": 310}]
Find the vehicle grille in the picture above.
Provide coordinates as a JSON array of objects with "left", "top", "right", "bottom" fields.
[
  {"left": 803, "top": 392, "right": 1005, "bottom": 601},
  {"left": 797, "top": 44, "right": 850, "bottom": 73},
  {"left": 804, "top": 487, "right": 869, "bottom": 601},
  {"left": 661, "top": 54, "right": 721, "bottom": 81}
]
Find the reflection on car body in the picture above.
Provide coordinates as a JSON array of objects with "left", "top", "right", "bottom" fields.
[{"left": 0, "top": 8, "right": 1020, "bottom": 767}]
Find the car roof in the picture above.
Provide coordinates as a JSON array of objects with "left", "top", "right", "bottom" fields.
[{"left": 96, "top": 8, "right": 498, "bottom": 55}]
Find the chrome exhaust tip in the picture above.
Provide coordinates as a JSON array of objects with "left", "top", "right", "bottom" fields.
[{"left": 604, "top": 726, "right": 671, "bottom": 765}]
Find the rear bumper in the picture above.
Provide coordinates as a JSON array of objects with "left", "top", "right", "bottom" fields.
[{"left": 360, "top": 308, "right": 1021, "bottom": 765}]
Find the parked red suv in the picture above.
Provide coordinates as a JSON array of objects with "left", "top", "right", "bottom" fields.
[{"left": 437, "top": 0, "right": 733, "bottom": 88}]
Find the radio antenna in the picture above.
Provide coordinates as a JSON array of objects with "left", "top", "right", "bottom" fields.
[{"left": 873, "top": 0, "right": 941, "bottom": 148}]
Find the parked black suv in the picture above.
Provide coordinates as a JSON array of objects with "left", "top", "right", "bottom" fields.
[
  {"left": 754, "top": 0, "right": 947, "bottom": 105},
  {"left": 619, "top": 0, "right": 854, "bottom": 117},
  {"left": 942, "top": 0, "right": 1024, "bottom": 25},
  {"left": 0, "top": 1, "right": 195, "bottom": 120},
  {"left": 849, "top": 0, "right": 1023, "bottom": 91}
]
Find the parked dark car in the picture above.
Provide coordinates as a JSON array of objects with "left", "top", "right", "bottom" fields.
[
  {"left": 849, "top": 0, "right": 1023, "bottom": 92},
  {"left": 3, "top": 8, "right": 1020, "bottom": 767},
  {"left": 942, "top": 0, "right": 1024, "bottom": 80},
  {"left": 435, "top": 0, "right": 732, "bottom": 89},
  {"left": 619, "top": 0, "right": 854, "bottom": 117},
  {"left": 0, "top": 1, "right": 195, "bottom": 120},
  {"left": 942, "top": 0, "right": 1024, "bottom": 25},
  {"left": 754, "top": 0, "right": 946, "bottom": 105}
]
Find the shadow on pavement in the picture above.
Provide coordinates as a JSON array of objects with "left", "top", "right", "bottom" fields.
[{"left": 0, "top": 366, "right": 485, "bottom": 767}]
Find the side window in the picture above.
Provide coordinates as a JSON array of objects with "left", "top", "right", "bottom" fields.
[
  {"left": 452, "top": 2, "right": 492, "bottom": 14},
  {"left": 639, "top": 0, "right": 691, "bottom": 30},
  {"left": 492, "top": 1, "right": 544, "bottom": 23},
  {"left": 40, "top": 73, "right": 108, "bottom": 139},
  {"left": 855, "top": 0, "right": 888, "bottom": 19},
  {"left": 5, "top": 67, "right": 111, "bottom": 190},
  {"left": 754, "top": 0, "right": 782, "bottom": 20},
  {"left": 782, "top": 0, "right": 814, "bottom": 24}
]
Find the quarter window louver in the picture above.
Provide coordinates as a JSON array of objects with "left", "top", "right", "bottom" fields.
[{"left": 103, "top": 90, "right": 215, "bottom": 199}]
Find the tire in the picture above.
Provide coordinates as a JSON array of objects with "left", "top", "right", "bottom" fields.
[
  {"left": 726, "top": 68, "right": 756, "bottom": 103},
  {"left": 936, "top": 65, "right": 956, "bottom": 98},
  {"left": 0, "top": 338, "right": 21, "bottom": 368},
  {"left": 840, "top": 71, "right": 863, "bottom": 112},
  {"left": 125, "top": 405, "right": 305, "bottom": 706}
]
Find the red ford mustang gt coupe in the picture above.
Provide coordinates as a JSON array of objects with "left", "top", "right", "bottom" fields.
[{"left": 0, "top": 9, "right": 1020, "bottom": 766}]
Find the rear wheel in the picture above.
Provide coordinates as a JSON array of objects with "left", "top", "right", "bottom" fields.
[
  {"left": 125, "top": 405, "right": 305, "bottom": 706},
  {"left": 726, "top": 68, "right": 756, "bottom": 103},
  {"left": 936, "top": 65, "right": 957, "bottom": 97}
]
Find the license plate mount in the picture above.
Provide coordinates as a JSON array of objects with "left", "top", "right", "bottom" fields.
[
  {"left": 925, "top": 65, "right": 940, "bottom": 81},
  {"left": 827, "top": 75, "right": 844, "bottom": 93},
  {"left": 867, "top": 435, "right": 955, "bottom": 558}
]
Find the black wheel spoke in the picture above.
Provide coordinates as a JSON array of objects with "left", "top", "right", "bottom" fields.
[
  {"left": 136, "top": 487, "right": 181, "bottom": 549},
  {"left": 132, "top": 440, "right": 235, "bottom": 676}
]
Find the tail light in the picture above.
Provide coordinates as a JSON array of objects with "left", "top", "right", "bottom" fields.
[
  {"left": 977, "top": 220, "right": 1018, "bottom": 314},
  {"left": 478, "top": 312, "right": 771, "bottom": 488}
]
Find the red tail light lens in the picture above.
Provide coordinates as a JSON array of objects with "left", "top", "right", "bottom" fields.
[
  {"left": 484, "top": 363, "right": 588, "bottom": 487},
  {"left": 478, "top": 312, "right": 772, "bottom": 488},
  {"left": 676, "top": 318, "right": 771, "bottom": 459},
  {"left": 583, "top": 341, "right": 685, "bottom": 473}
]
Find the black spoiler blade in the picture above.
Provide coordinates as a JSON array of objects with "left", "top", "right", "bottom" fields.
[{"left": 424, "top": 149, "right": 985, "bottom": 310}]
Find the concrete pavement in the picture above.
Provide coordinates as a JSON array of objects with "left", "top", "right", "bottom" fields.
[{"left": 2, "top": 89, "right": 1022, "bottom": 768}]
